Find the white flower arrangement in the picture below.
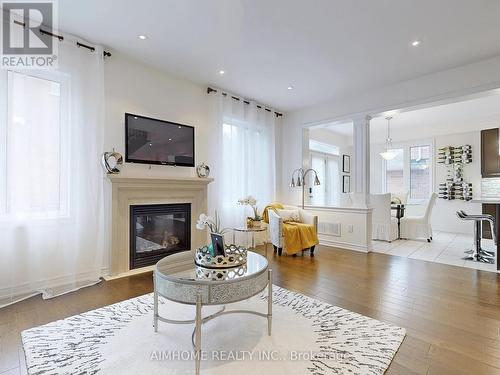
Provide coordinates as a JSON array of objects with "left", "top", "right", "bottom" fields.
[
  {"left": 196, "top": 211, "right": 228, "bottom": 234},
  {"left": 237, "top": 195, "right": 262, "bottom": 221}
]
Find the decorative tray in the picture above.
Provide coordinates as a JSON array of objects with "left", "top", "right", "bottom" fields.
[{"left": 194, "top": 244, "right": 247, "bottom": 269}]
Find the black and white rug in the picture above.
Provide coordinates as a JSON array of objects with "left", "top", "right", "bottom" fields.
[{"left": 22, "top": 286, "right": 405, "bottom": 374}]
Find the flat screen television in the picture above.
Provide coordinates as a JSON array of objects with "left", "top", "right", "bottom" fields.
[{"left": 125, "top": 113, "right": 195, "bottom": 167}]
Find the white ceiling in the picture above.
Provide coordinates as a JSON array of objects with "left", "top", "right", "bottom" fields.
[
  {"left": 59, "top": 0, "right": 500, "bottom": 112},
  {"left": 317, "top": 92, "right": 500, "bottom": 143},
  {"left": 369, "top": 93, "right": 500, "bottom": 143},
  {"left": 315, "top": 121, "right": 353, "bottom": 137}
]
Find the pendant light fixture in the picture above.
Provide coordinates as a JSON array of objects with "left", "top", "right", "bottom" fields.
[{"left": 380, "top": 116, "right": 398, "bottom": 160}]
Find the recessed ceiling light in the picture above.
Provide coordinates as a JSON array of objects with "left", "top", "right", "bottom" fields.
[
  {"left": 219, "top": 70, "right": 225, "bottom": 75},
  {"left": 287, "top": 86, "right": 294, "bottom": 90},
  {"left": 138, "top": 35, "right": 147, "bottom": 40},
  {"left": 411, "top": 40, "right": 421, "bottom": 47},
  {"left": 168, "top": 138, "right": 172, "bottom": 141}
]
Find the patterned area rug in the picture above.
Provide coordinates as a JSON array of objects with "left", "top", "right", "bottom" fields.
[{"left": 22, "top": 286, "right": 405, "bottom": 374}]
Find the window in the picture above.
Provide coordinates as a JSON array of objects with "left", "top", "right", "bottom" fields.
[
  {"left": 309, "top": 151, "right": 340, "bottom": 206},
  {"left": 383, "top": 141, "right": 433, "bottom": 202},
  {"left": 221, "top": 119, "right": 274, "bottom": 223},
  {"left": 385, "top": 148, "right": 404, "bottom": 197},
  {"left": 410, "top": 145, "right": 431, "bottom": 199},
  {"left": 1, "top": 70, "right": 68, "bottom": 217}
]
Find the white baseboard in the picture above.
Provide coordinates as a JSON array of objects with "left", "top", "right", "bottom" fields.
[
  {"left": 319, "top": 238, "right": 370, "bottom": 253},
  {"left": 102, "top": 266, "right": 155, "bottom": 281}
]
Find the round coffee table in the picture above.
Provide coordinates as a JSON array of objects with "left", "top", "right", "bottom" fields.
[{"left": 153, "top": 251, "right": 272, "bottom": 375}]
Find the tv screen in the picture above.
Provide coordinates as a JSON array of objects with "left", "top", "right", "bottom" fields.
[{"left": 125, "top": 113, "right": 195, "bottom": 167}]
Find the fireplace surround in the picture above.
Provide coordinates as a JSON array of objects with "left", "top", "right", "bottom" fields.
[{"left": 107, "top": 175, "right": 212, "bottom": 277}]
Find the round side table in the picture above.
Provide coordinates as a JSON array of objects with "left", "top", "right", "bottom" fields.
[{"left": 232, "top": 226, "right": 269, "bottom": 256}]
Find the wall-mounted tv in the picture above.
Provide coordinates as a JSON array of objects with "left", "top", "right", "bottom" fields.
[{"left": 125, "top": 113, "right": 195, "bottom": 167}]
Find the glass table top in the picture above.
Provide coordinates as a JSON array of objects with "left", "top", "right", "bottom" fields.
[
  {"left": 233, "top": 226, "right": 267, "bottom": 232},
  {"left": 156, "top": 250, "right": 268, "bottom": 284}
]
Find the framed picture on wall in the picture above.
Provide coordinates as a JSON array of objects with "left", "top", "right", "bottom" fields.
[
  {"left": 342, "top": 175, "right": 351, "bottom": 193},
  {"left": 342, "top": 155, "right": 351, "bottom": 173}
]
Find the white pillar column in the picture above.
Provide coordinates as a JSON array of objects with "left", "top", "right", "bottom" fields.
[
  {"left": 353, "top": 114, "right": 372, "bottom": 252},
  {"left": 352, "top": 115, "right": 371, "bottom": 205}
]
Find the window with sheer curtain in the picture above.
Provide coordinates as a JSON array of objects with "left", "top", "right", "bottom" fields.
[
  {"left": 221, "top": 118, "right": 274, "bottom": 225},
  {"left": 208, "top": 90, "right": 275, "bottom": 232},
  {"left": 1, "top": 71, "right": 69, "bottom": 218},
  {"left": 309, "top": 151, "right": 340, "bottom": 206},
  {"left": 0, "top": 41, "right": 106, "bottom": 308}
]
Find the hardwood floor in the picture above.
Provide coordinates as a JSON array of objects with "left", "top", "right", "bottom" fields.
[{"left": 1, "top": 245, "right": 500, "bottom": 374}]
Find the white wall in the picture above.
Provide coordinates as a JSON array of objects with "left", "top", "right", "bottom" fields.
[
  {"left": 370, "top": 131, "right": 482, "bottom": 234},
  {"left": 102, "top": 53, "right": 216, "bottom": 270},
  {"left": 102, "top": 53, "right": 283, "bottom": 268},
  {"left": 104, "top": 53, "right": 283, "bottom": 204},
  {"left": 433, "top": 131, "right": 481, "bottom": 234},
  {"left": 104, "top": 52, "right": 213, "bottom": 179},
  {"left": 307, "top": 207, "right": 372, "bottom": 253},
  {"left": 280, "top": 55, "right": 500, "bottom": 207}
]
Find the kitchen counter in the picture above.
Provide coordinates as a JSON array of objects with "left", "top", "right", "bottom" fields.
[{"left": 471, "top": 197, "right": 500, "bottom": 204}]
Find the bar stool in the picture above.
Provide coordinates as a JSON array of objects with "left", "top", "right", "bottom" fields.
[{"left": 456, "top": 211, "right": 496, "bottom": 264}]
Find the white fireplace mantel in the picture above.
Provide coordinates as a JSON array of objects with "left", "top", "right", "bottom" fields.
[{"left": 107, "top": 175, "right": 213, "bottom": 277}]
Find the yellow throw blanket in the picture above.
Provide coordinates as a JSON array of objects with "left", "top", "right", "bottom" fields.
[
  {"left": 262, "top": 203, "right": 284, "bottom": 223},
  {"left": 282, "top": 222, "right": 318, "bottom": 255},
  {"left": 262, "top": 203, "right": 319, "bottom": 255}
]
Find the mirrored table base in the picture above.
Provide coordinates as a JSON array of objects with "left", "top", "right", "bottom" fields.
[{"left": 153, "top": 269, "right": 273, "bottom": 375}]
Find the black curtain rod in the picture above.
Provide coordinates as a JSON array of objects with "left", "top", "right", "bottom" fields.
[
  {"left": 12, "top": 19, "right": 111, "bottom": 58},
  {"left": 76, "top": 41, "right": 94, "bottom": 52},
  {"left": 207, "top": 87, "right": 283, "bottom": 117}
]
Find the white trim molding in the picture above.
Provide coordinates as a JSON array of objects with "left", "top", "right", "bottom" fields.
[{"left": 304, "top": 206, "right": 373, "bottom": 253}]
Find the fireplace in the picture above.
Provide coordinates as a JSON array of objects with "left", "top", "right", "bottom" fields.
[{"left": 130, "top": 203, "right": 191, "bottom": 269}]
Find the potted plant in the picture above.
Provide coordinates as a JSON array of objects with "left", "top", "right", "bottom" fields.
[
  {"left": 196, "top": 211, "right": 228, "bottom": 256},
  {"left": 237, "top": 196, "right": 263, "bottom": 228}
]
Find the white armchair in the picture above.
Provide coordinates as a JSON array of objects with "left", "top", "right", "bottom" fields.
[
  {"left": 371, "top": 193, "right": 399, "bottom": 242},
  {"left": 268, "top": 205, "right": 318, "bottom": 256},
  {"left": 400, "top": 193, "right": 437, "bottom": 242}
]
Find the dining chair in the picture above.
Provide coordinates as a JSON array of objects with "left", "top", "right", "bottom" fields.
[
  {"left": 400, "top": 193, "right": 437, "bottom": 242},
  {"left": 371, "top": 193, "right": 399, "bottom": 242}
]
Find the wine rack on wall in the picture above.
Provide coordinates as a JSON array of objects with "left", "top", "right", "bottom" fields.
[{"left": 437, "top": 145, "right": 473, "bottom": 201}]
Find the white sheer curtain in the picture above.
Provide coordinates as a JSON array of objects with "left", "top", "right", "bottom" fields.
[
  {"left": 0, "top": 40, "right": 105, "bottom": 307},
  {"left": 209, "top": 90, "right": 276, "bottom": 228},
  {"left": 327, "top": 156, "right": 340, "bottom": 206}
]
